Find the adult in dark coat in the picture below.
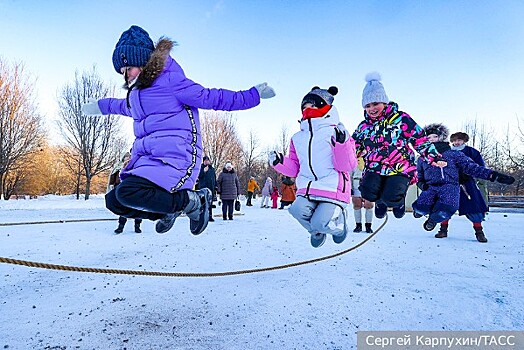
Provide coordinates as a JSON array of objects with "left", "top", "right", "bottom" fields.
[
  {"left": 197, "top": 156, "right": 217, "bottom": 222},
  {"left": 412, "top": 124, "right": 515, "bottom": 243},
  {"left": 108, "top": 152, "right": 142, "bottom": 234},
  {"left": 217, "top": 162, "right": 241, "bottom": 220}
]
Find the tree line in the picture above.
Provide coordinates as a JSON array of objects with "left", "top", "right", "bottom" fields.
[{"left": 0, "top": 58, "right": 522, "bottom": 200}]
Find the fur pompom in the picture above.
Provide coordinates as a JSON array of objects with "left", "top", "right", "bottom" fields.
[{"left": 365, "top": 71, "right": 382, "bottom": 83}]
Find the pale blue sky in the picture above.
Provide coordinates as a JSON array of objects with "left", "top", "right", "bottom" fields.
[{"left": 2, "top": 0, "right": 524, "bottom": 147}]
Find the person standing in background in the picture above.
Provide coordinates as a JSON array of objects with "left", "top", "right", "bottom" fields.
[
  {"left": 279, "top": 176, "right": 296, "bottom": 209},
  {"left": 197, "top": 155, "right": 217, "bottom": 222},
  {"left": 217, "top": 162, "right": 241, "bottom": 220},
  {"left": 108, "top": 152, "right": 142, "bottom": 234},
  {"left": 260, "top": 177, "right": 273, "bottom": 208},
  {"left": 350, "top": 157, "right": 374, "bottom": 233},
  {"left": 246, "top": 176, "right": 260, "bottom": 206}
]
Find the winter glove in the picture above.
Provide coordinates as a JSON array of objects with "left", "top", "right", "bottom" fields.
[
  {"left": 254, "top": 82, "right": 276, "bottom": 99},
  {"left": 417, "top": 181, "right": 429, "bottom": 191},
  {"left": 81, "top": 98, "right": 102, "bottom": 115},
  {"left": 489, "top": 171, "right": 515, "bottom": 185},
  {"left": 333, "top": 123, "right": 348, "bottom": 144},
  {"left": 268, "top": 151, "right": 283, "bottom": 166}
]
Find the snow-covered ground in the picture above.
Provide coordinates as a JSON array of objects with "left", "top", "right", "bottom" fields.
[{"left": 0, "top": 195, "right": 523, "bottom": 349}]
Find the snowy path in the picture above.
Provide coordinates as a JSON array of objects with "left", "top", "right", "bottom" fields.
[{"left": 0, "top": 196, "right": 523, "bottom": 349}]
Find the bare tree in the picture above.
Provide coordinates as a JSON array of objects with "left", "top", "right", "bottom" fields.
[
  {"left": 506, "top": 115, "right": 524, "bottom": 168},
  {"left": 0, "top": 59, "right": 44, "bottom": 199},
  {"left": 56, "top": 67, "right": 127, "bottom": 199},
  {"left": 462, "top": 118, "right": 497, "bottom": 167},
  {"left": 278, "top": 124, "right": 290, "bottom": 155},
  {"left": 238, "top": 130, "right": 266, "bottom": 190},
  {"left": 501, "top": 115, "right": 524, "bottom": 195},
  {"left": 200, "top": 110, "right": 243, "bottom": 170}
]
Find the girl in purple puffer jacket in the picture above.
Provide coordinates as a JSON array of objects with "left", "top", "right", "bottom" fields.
[{"left": 82, "top": 25, "right": 275, "bottom": 236}]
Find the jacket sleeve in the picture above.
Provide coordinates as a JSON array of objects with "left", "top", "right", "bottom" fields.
[
  {"left": 98, "top": 98, "right": 132, "bottom": 117},
  {"left": 351, "top": 121, "right": 366, "bottom": 157},
  {"left": 456, "top": 152, "right": 493, "bottom": 180},
  {"left": 332, "top": 135, "right": 358, "bottom": 173},
  {"left": 404, "top": 114, "right": 441, "bottom": 164},
  {"left": 235, "top": 175, "right": 241, "bottom": 196},
  {"left": 417, "top": 158, "right": 426, "bottom": 182},
  {"left": 167, "top": 64, "right": 261, "bottom": 111},
  {"left": 273, "top": 140, "right": 300, "bottom": 177}
]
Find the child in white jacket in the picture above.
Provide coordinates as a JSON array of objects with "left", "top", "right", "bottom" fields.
[
  {"left": 260, "top": 177, "right": 272, "bottom": 208},
  {"left": 270, "top": 86, "right": 358, "bottom": 247}
]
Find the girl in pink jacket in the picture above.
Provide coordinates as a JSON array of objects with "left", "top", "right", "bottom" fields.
[{"left": 270, "top": 87, "right": 357, "bottom": 247}]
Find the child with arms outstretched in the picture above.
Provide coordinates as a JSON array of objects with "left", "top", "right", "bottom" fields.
[{"left": 270, "top": 86, "right": 357, "bottom": 247}]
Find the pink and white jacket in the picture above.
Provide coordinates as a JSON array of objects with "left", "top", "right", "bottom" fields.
[{"left": 273, "top": 106, "right": 357, "bottom": 204}]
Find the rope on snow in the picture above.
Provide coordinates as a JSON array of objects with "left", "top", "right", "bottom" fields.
[{"left": 0, "top": 215, "right": 388, "bottom": 278}]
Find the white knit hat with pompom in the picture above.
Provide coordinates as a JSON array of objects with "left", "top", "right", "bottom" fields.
[{"left": 362, "top": 72, "right": 389, "bottom": 108}]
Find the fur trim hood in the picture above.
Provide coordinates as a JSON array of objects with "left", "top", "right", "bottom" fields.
[
  {"left": 134, "top": 38, "right": 175, "bottom": 89},
  {"left": 424, "top": 123, "right": 449, "bottom": 141}
]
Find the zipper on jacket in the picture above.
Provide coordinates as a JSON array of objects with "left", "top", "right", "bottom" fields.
[
  {"left": 341, "top": 172, "right": 347, "bottom": 193},
  {"left": 307, "top": 119, "right": 318, "bottom": 181},
  {"left": 305, "top": 181, "right": 312, "bottom": 197}
]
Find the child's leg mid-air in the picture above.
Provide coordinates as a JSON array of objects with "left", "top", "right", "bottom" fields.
[
  {"left": 106, "top": 175, "right": 212, "bottom": 235},
  {"left": 360, "top": 173, "right": 409, "bottom": 219},
  {"left": 288, "top": 196, "right": 348, "bottom": 248}
]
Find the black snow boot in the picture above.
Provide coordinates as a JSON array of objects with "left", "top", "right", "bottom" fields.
[
  {"left": 185, "top": 188, "right": 212, "bottom": 235},
  {"left": 353, "top": 223, "right": 363, "bottom": 233},
  {"left": 434, "top": 224, "right": 448, "bottom": 238},
  {"left": 475, "top": 228, "right": 488, "bottom": 243},
  {"left": 392, "top": 204, "right": 406, "bottom": 219},
  {"left": 134, "top": 220, "right": 142, "bottom": 233},
  {"left": 423, "top": 219, "right": 437, "bottom": 231},
  {"left": 374, "top": 202, "right": 387, "bottom": 219},
  {"left": 365, "top": 223, "right": 373, "bottom": 234},
  {"left": 155, "top": 212, "right": 180, "bottom": 234},
  {"left": 114, "top": 216, "right": 126, "bottom": 234}
]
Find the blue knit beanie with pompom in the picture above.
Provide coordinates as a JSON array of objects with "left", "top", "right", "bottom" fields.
[{"left": 112, "top": 25, "right": 155, "bottom": 73}]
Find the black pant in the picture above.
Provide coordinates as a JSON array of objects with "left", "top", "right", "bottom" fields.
[
  {"left": 106, "top": 175, "right": 189, "bottom": 220},
  {"left": 118, "top": 216, "right": 142, "bottom": 227},
  {"left": 359, "top": 172, "right": 409, "bottom": 207},
  {"left": 279, "top": 200, "right": 293, "bottom": 209},
  {"left": 222, "top": 199, "right": 234, "bottom": 219},
  {"left": 246, "top": 191, "right": 254, "bottom": 206}
]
